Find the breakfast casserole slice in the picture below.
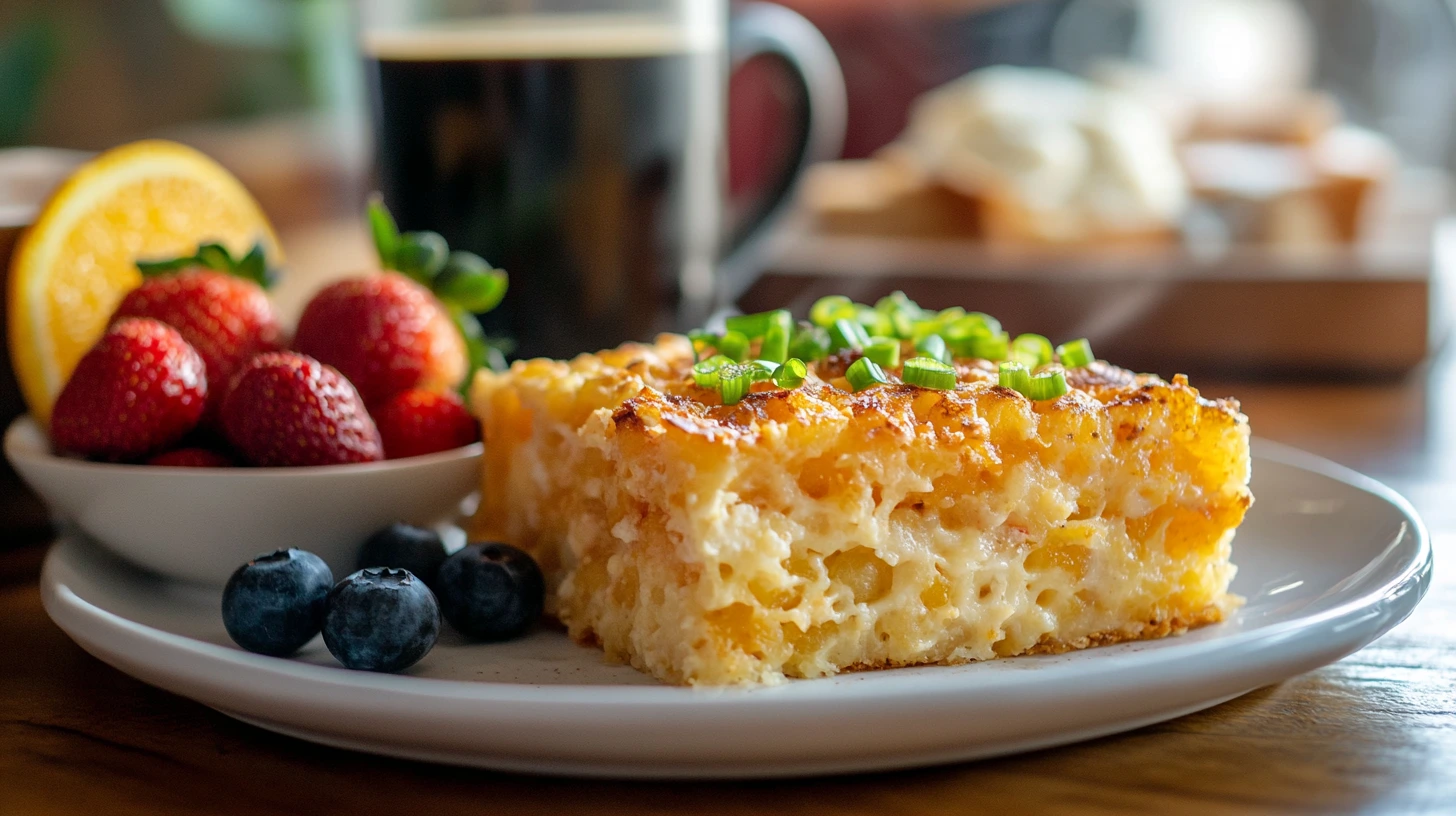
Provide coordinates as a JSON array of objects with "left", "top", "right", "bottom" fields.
[{"left": 469, "top": 300, "right": 1252, "bottom": 685}]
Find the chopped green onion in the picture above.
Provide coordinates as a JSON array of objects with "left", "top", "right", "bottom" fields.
[
  {"left": 789, "top": 324, "right": 830, "bottom": 361},
  {"left": 999, "top": 362, "right": 1032, "bottom": 394},
  {"left": 717, "top": 330, "right": 750, "bottom": 362},
  {"left": 943, "top": 312, "right": 1002, "bottom": 345},
  {"left": 692, "top": 355, "right": 735, "bottom": 388},
  {"left": 875, "top": 290, "right": 924, "bottom": 318},
  {"left": 915, "top": 334, "right": 951, "bottom": 364},
  {"left": 874, "top": 292, "right": 924, "bottom": 338},
  {"left": 856, "top": 306, "right": 894, "bottom": 338},
  {"left": 910, "top": 307, "right": 966, "bottom": 342},
  {"left": 829, "top": 318, "right": 870, "bottom": 351},
  {"left": 810, "top": 295, "right": 856, "bottom": 327},
  {"left": 718, "top": 362, "right": 774, "bottom": 405},
  {"left": 687, "top": 330, "right": 717, "bottom": 362},
  {"left": 1026, "top": 370, "right": 1069, "bottom": 400},
  {"left": 760, "top": 317, "right": 791, "bottom": 363},
  {"left": 887, "top": 309, "right": 915, "bottom": 339},
  {"left": 773, "top": 358, "right": 808, "bottom": 389},
  {"left": 864, "top": 336, "right": 901, "bottom": 368},
  {"left": 999, "top": 362, "right": 1069, "bottom": 400},
  {"left": 845, "top": 357, "right": 890, "bottom": 392},
  {"left": 725, "top": 309, "right": 791, "bottom": 340},
  {"left": 1057, "top": 338, "right": 1094, "bottom": 368},
  {"left": 902, "top": 357, "right": 956, "bottom": 390},
  {"left": 1010, "top": 333, "right": 1053, "bottom": 368},
  {"left": 956, "top": 331, "right": 1008, "bottom": 361}
]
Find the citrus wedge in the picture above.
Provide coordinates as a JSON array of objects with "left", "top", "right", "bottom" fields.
[{"left": 8, "top": 139, "right": 280, "bottom": 424}]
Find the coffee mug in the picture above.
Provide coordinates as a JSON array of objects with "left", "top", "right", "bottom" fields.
[{"left": 359, "top": 0, "right": 846, "bottom": 359}]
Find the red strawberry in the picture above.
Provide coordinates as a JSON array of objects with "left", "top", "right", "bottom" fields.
[
  {"left": 222, "top": 351, "right": 383, "bottom": 467},
  {"left": 292, "top": 272, "right": 466, "bottom": 408},
  {"left": 112, "top": 268, "right": 281, "bottom": 423},
  {"left": 375, "top": 389, "right": 479, "bottom": 459},
  {"left": 50, "top": 318, "right": 207, "bottom": 461},
  {"left": 146, "top": 447, "right": 235, "bottom": 468}
]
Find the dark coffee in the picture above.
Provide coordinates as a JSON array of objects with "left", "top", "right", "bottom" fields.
[{"left": 366, "top": 22, "right": 718, "bottom": 359}]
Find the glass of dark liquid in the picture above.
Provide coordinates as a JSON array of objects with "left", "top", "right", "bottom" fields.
[{"left": 359, "top": 1, "right": 845, "bottom": 359}]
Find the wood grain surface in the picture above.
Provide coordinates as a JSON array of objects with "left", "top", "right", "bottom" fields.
[{"left": 3, "top": 229, "right": 1454, "bottom": 814}]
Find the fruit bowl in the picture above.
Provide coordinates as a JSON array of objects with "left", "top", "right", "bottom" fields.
[{"left": 4, "top": 415, "right": 482, "bottom": 585}]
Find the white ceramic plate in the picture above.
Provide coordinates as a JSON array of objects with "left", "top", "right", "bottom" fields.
[{"left": 40, "top": 440, "right": 1431, "bottom": 779}]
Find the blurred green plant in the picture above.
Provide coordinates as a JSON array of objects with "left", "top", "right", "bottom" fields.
[{"left": 0, "top": 15, "right": 60, "bottom": 146}]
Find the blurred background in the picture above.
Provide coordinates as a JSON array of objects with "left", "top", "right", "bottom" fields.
[{"left": 5, "top": 0, "right": 1456, "bottom": 536}]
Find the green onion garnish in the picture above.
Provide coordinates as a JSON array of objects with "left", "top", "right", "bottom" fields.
[
  {"left": 683, "top": 298, "right": 1080, "bottom": 400},
  {"left": 717, "top": 330, "right": 750, "bottom": 362},
  {"left": 789, "top": 323, "right": 830, "bottom": 362},
  {"left": 999, "top": 362, "right": 1031, "bottom": 394},
  {"left": 874, "top": 292, "right": 924, "bottom": 338},
  {"left": 864, "top": 336, "right": 901, "bottom": 368},
  {"left": 692, "top": 355, "right": 735, "bottom": 388},
  {"left": 999, "top": 362, "right": 1069, "bottom": 400},
  {"left": 903, "top": 357, "right": 956, "bottom": 390},
  {"left": 915, "top": 334, "right": 951, "bottom": 364},
  {"left": 957, "top": 331, "right": 1008, "bottom": 361},
  {"left": 888, "top": 310, "right": 915, "bottom": 339},
  {"left": 810, "top": 295, "right": 856, "bottom": 328},
  {"left": 1057, "top": 338, "right": 1094, "bottom": 368},
  {"left": 773, "top": 358, "right": 808, "bottom": 389},
  {"left": 687, "top": 330, "right": 717, "bottom": 362},
  {"left": 845, "top": 356, "right": 890, "bottom": 392},
  {"left": 875, "top": 290, "right": 925, "bottom": 318},
  {"left": 1026, "top": 370, "right": 1069, "bottom": 400},
  {"left": 725, "top": 309, "right": 791, "bottom": 340},
  {"left": 718, "top": 362, "right": 774, "bottom": 405},
  {"left": 760, "top": 317, "right": 790, "bottom": 364},
  {"left": 1010, "top": 333, "right": 1053, "bottom": 368},
  {"left": 943, "top": 312, "right": 1000, "bottom": 343},
  {"left": 856, "top": 305, "right": 894, "bottom": 339},
  {"left": 829, "top": 318, "right": 870, "bottom": 351}
]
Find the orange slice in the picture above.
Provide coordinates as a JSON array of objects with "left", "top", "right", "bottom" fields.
[{"left": 8, "top": 139, "right": 281, "bottom": 424}]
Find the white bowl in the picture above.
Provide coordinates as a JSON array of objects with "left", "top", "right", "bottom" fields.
[{"left": 4, "top": 415, "right": 482, "bottom": 585}]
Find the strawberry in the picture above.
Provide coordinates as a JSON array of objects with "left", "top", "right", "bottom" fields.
[
  {"left": 146, "top": 447, "right": 235, "bottom": 467},
  {"left": 292, "top": 272, "right": 467, "bottom": 408},
  {"left": 112, "top": 265, "right": 280, "bottom": 424},
  {"left": 222, "top": 351, "right": 383, "bottom": 467},
  {"left": 50, "top": 318, "right": 207, "bottom": 461},
  {"left": 375, "top": 389, "right": 479, "bottom": 459}
]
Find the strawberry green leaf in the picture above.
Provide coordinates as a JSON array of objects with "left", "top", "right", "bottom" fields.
[
  {"left": 394, "top": 231, "right": 449, "bottom": 283},
  {"left": 435, "top": 252, "right": 507, "bottom": 313},
  {"left": 367, "top": 193, "right": 400, "bottom": 268},
  {"left": 193, "top": 243, "right": 232, "bottom": 271},
  {"left": 234, "top": 243, "right": 272, "bottom": 287},
  {"left": 135, "top": 257, "right": 196, "bottom": 277},
  {"left": 134, "top": 241, "right": 278, "bottom": 289}
]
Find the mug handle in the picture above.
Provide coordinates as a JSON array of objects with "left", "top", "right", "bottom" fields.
[{"left": 718, "top": 2, "right": 847, "bottom": 303}]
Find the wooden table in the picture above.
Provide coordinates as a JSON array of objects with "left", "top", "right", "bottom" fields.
[{"left": 4, "top": 245, "right": 1454, "bottom": 813}]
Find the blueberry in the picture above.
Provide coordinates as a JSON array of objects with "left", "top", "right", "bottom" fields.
[
  {"left": 322, "top": 568, "right": 440, "bottom": 672},
  {"left": 357, "top": 522, "right": 448, "bottom": 587},
  {"left": 436, "top": 543, "right": 544, "bottom": 641},
  {"left": 221, "top": 549, "right": 333, "bottom": 656}
]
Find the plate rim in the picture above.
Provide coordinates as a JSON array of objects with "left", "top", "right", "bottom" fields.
[{"left": 39, "top": 438, "right": 1433, "bottom": 709}]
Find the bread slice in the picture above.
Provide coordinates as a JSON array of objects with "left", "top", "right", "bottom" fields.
[{"left": 469, "top": 336, "right": 1251, "bottom": 685}]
